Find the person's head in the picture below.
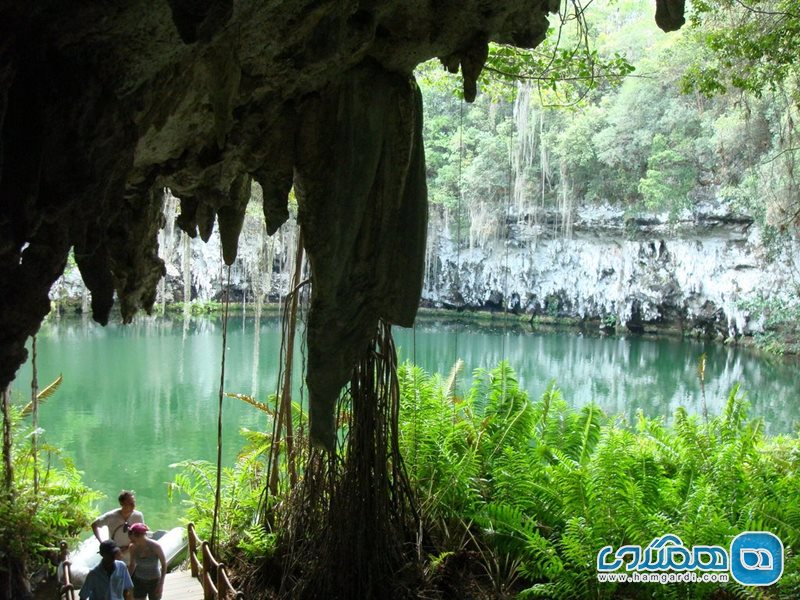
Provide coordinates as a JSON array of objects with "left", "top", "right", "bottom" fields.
[
  {"left": 118, "top": 490, "right": 135, "bottom": 516},
  {"left": 98, "top": 540, "right": 119, "bottom": 566},
  {"left": 128, "top": 522, "right": 149, "bottom": 543}
]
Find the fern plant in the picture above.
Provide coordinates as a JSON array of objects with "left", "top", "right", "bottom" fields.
[
  {"left": 174, "top": 360, "right": 800, "bottom": 599},
  {"left": 167, "top": 425, "right": 273, "bottom": 559},
  {"left": 1, "top": 390, "right": 100, "bottom": 594},
  {"left": 397, "top": 361, "right": 800, "bottom": 599}
]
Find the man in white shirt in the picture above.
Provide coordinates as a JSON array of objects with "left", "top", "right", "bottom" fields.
[
  {"left": 79, "top": 540, "right": 134, "bottom": 600},
  {"left": 91, "top": 490, "right": 144, "bottom": 565}
]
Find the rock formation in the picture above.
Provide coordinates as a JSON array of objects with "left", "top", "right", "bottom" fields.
[
  {"left": 0, "top": 0, "right": 684, "bottom": 447},
  {"left": 423, "top": 200, "right": 798, "bottom": 338}
]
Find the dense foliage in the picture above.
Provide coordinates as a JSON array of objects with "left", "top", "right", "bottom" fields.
[
  {"left": 398, "top": 362, "right": 800, "bottom": 598},
  {"left": 172, "top": 361, "right": 800, "bottom": 598},
  {"left": 420, "top": 0, "right": 800, "bottom": 232},
  {"left": 167, "top": 425, "right": 277, "bottom": 560},
  {"left": 416, "top": 0, "right": 800, "bottom": 350},
  {"left": 0, "top": 395, "right": 100, "bottom": 595},
  {"left": 682, "top": 0, "right": 800, "bottom": 100}
]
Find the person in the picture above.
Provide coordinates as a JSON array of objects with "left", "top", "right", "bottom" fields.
[
  {"left": 128, "top": 523, "right": 167, "bottom": 600},
  {"left": 79, "top": 540, "right": 134, "bottom": 600},
  {"left": 91, "top": 490, "right": 144, "bottom": 565}
]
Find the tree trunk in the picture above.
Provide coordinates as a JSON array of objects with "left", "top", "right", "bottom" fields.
[
  {"left": 31, "top": 336, "right": 39, "bottom": 494},
  {"left": 1, "top": 386, "right": 12, "bottom": 491}
]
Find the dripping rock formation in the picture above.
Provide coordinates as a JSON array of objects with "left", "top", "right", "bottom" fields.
[{"left": 0, "top": 1, "right": 684, "bottom": 448}]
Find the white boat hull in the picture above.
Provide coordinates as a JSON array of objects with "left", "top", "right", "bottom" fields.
[{"left": 59, "top": 526, "right": 188, "bottom": 588}]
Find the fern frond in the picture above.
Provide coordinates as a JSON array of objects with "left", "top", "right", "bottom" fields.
[
  {"left": 578, "top": 403, "right": 604, "bottom": 463},
  {"left": 225, "top": 391, "right": 274, "bottom": 415},
  {"left": 444, "top": 359, "right": 464, "bottom": 402},
  {"left": 20, "top": 374, "right": 63, "bottom": 417}
]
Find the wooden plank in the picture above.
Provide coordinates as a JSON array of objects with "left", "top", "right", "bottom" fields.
[{"left": 162, "top": 569, "right": 204, "bottom": 600}]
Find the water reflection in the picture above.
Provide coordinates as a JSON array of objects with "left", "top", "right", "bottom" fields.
[
  {"left": 11, "top": 314, "right": 799, "bottom": 527},
  {"left": 393, "top": 320, "right": 799, "bottom": 435}
]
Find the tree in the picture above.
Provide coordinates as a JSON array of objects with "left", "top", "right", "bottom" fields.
[
  {"left": 638, "top": 134, "right": 697, "bottom": 215},
  {"left": 681, "top": 0, "right": 800, "bottom": 228},
  {"left": 682, "top": 0, "right": 800, "bottom": 99}
]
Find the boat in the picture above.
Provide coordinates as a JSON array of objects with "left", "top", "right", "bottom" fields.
[{"left": 58, "top": 526, "right": 188, "bottom": 588}]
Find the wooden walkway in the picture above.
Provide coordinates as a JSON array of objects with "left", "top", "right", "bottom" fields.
[
  {"left": 162, "top": 569, "right": 204, "bottom": 600},
  {"left": 58, "top": 524, "right": 240, "bottom": 600}
]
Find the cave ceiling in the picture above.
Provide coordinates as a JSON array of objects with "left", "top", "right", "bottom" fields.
[{"left": 0, "top": 0, "right": 684, "bottom": 448}]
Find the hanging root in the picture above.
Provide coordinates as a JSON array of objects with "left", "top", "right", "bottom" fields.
[{"left": 272, "top": 320, "right": 420, "bottom": 599}]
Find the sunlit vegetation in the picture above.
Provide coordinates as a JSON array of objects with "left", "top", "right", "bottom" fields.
[
  {"left": 171, "top": 362, "right": 800, "bottom": 598},
  {"left": 420, "top": 1, "right": 799, "bottom": 229},
  {"left": 0, "top": 387, "right": 101, "bottom": 594},
  {"left": 682, "top": 0, "right": 800, "bottom": 100},
  {"left": 417, "top": 0, "right": 800, "bottom": 351},
  {"left": 398, "top": 362, "right": 800, "bottom": 598},
  {"left": 167, "top": 426, "right": 279, "bottom": 561}
]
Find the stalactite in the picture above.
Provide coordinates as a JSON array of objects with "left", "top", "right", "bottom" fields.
[
  {"left": 157, "top": 188, "right": 179, "bottom": 313},
  {"left": 512, "top": 82, "right": 536, "bottom": 226},
  {"left": 468, "top": 200, "right": 499, "bottom": 250},
  {"left": 424, "top": 213, "right": 439, "bottom": 295},
  {"left": 468, "top": 209, "right": 475, "bottom": 250},
  {"left": 80, "top": 284, "right": 90, "bottom": 316},
  {"left": 295, "top": 62, "right": 427, "bottom": 450},
  {"left": 182, "top": 231, "right": 192, "bottom": 313},
  {"left": 559, "top": 159, "right": 574, "bottom": 238},
  {"left": 265, "top": 233, "right": 275, "bottom": 299},
  {"left": 157, "top": 276, "right": 166, "bottom": 314},
  {"left": 251, "top": 219, "right": 267, "bottom": 308},
  {"left": 539, "top": 109, "right": 550, "bottom": 229}
]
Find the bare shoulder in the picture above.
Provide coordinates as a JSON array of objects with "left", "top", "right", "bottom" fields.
[
  {"left": 149, "top": 538, "right": 167, "bottom": 555},
  {"left": 148, "top": 537, "right": 163, "bottom": 548}
]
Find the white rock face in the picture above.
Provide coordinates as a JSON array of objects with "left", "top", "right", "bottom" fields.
[
  {"left": 52, "top": 197, "right": 798, "bottom": 338},
  {"left": 422, "top": 200, "right": 798, "bottom": 336},
  {"left": 52, "top": 204, "right": 302, "bottom": 310}
]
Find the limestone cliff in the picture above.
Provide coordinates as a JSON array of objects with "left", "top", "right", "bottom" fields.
[
  {"left": 423, "top": 199, "right": 798, "bottom": 337},
  {"left": 52, "top": 194, "right": 790, "bottom": 341}
]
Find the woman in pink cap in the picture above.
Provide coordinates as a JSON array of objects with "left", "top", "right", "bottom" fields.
[{"left": 127, "top": 523, "right": 167, "bottom": 600}]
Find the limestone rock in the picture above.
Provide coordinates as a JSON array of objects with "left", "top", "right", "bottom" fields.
[
  {"left": 295, "top": 61, "right": 427, "bottom": 450},
  {"left": 0, "top": 0, "right": 680, "bottom": 445},
  {"left": 0, "top": 0, "right": 559, "bottom": 399}
]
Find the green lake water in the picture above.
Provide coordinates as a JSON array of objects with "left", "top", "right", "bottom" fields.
[{"left": 10, "top": 313, "right": 800, "bottom": 529}]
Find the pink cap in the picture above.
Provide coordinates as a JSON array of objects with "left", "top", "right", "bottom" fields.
[{"left": 129, "top": 522, "right": 149, "bottom": 535}]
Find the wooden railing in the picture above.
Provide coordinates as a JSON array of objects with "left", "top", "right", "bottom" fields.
[
  {"left": 188, "top": 523, "right": 244, "bottom": 600},
  {"left": 58, "top": 541, "right": 77, "bottom": 600}
]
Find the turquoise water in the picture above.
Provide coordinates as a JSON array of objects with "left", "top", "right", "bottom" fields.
[{"left": 10, "top": 313, "right": 799, "bottom": 528}]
